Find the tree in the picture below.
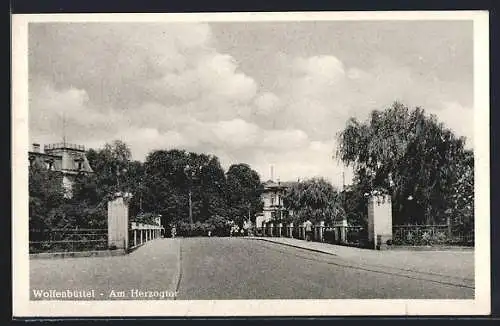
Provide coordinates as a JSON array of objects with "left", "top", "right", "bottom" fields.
[
  {"left": 449, "top": 149, "right": 474, "bottom": 229},
  {"left": 29, "top": 162, "right": 64, "bottom": 230},
  {"left": 142, "top": 149, "right": 230, "bottom": 227},
  {"left": 226, "top": 163, "right": 264, "bottom": 227},
  {"left": 86, "top": 140, "right": 134, "bottom": 197},
  {"left": 336, "top": 102, "right": 471, "bottom": 225},
  {"left": 283, "top": 178, "right": 344, "bottom": 225}
]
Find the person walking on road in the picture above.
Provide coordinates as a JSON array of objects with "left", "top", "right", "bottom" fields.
[{"left": 305, "top": 220, "right": 313, "bottom": 241}]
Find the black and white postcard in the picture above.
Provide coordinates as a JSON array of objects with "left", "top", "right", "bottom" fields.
[{"left": 12, "top": 11, "right": 490, "bottom": 317}]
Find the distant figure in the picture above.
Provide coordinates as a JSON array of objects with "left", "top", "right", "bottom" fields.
[
  {"left": 208, "top": 230, "right": 212, "bottom": 237},
  {"left": 305, "top": 220, "right": 313, "bottom": 241},
  {"left": 171, "top": 226, "right": 176, "bottom": 238}
]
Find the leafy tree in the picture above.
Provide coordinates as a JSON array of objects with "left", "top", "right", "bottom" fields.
[
  {"left": 283, "top": 178, "right": 344, "bottom": 225},
  {"left": 142, "top": 149, "right": 230, "bottom": 227},
  {"left": 86, "top": 139, "right": 134, "bottom": 197},
  {"left": 29, "top": 162, "right": 64, "bottom": 230},
  {"left": 226, "top": 163, "right": 264, "bottom": 227},
  {"left": 450, "top": 149, "right": 474, "bottom": 229},
  {"left": 142, "top": 149, "right": 190, "bottom": 226},
  {"left": 336, "top": 102, "right": 472, "bottom": 225}
]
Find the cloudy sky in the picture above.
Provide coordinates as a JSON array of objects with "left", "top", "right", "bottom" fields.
[{"left": 28, "top": 20, "right": 473, "bottom": 187}]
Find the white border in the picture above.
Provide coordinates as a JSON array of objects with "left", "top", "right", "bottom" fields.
[{"left": 12, "top": 11, "right": 490, "bottom": 317}]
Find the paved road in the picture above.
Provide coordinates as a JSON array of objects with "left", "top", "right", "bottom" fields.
[
  {"left": 176, "top": 237, "right": 473, "bottom": 299},
  {"left": 30, "top": 237, "right": 473, "bottom": 300}
]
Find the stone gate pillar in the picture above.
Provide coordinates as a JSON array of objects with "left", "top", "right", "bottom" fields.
[
  {"left": 367, "top": 194, "right": 392, "bottom": 250},
  {"left": 334, "top": 218, "right": 348, "bottom": 244},
  {"left": 319, "top": 221, "right": 325, "bottom": 242},
  {"left": 107, "top": 192, "right": 133, "bottom": 250}
]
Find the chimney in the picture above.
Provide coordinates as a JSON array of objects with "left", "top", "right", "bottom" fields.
[{"left": 32, "top": 143, "right": 40, "bottom": 153}]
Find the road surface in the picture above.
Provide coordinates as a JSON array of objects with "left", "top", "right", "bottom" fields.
[
  {"left": 176, "top": 237, "right": 473, "bottom": 299},
  {"left": 30, "top": 237, "right": 473, "bottom": 300}
]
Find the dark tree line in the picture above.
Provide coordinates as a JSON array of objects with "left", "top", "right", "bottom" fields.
[{"left": 29, "top": 140, "right": 264, "bottom": 234}]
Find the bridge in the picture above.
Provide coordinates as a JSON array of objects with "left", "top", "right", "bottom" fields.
[
  {"left": 29, "top": 192, "right": 474, "bottom": 300},
  {"left": 30, "top": 235, "right": 474, "bottom": 300}
]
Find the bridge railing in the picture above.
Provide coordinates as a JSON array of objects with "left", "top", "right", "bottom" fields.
[
  {"left": 392, "top": 224, "right": 474, "bottom": 246},
  {"left": 128, "top": 222, "right": 164, "bottom": 250}
]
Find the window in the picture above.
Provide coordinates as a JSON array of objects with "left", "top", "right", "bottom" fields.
[
  {"left": 75, "top": 158, "right": 84, "bottom": 170},
  {"left": 45, "top": 159, "right": 54, "bottom": 170}
]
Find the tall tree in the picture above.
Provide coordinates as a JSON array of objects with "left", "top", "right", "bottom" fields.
[
  {"left": 142, "top": 149, "right": 230, "bottom": 227},
  {"left": 336, "top": 102, "right": 471, "bottom": 225},
  {"left": 86, "top": 140, "right": 135, "bottom": 200},
  {"left": 29, "top": 162, "right": 65, "bottom": 230},
  {"left": 283, "top": 178, "right": 344, "bottom": 225},
  {"left": 225, "top": 164, "right": 264, "bottom": 227}
]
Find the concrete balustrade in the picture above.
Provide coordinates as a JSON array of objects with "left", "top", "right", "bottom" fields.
[
  {"left": 107, "top": 192, "right": 165, "bottom": 253},
  {"left": 333, "top": 218, "right": 348, "bottom": 244},
  {"left": 130, "top": 221, "right": 164, "bottom": 250}
]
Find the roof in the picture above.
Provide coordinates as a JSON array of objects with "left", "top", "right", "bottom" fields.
[
  {"left": 262, "top": 180, "right": 297, "bottom": 190},
  {"left": 28, "top": 148, "right": 94, "bottom": 174}
]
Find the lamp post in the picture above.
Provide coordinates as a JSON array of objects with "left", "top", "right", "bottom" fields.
[{"left": 184, "top": 164, "right": 199, "bottom": 225}]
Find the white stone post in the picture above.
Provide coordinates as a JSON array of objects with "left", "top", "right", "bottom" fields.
[
  {"left": 340, "top": 218, "right": 347, "bottom": 244},
  {"left": 319, "top": 221, "right": 325, "bottom": 242},
  {"left": 133, "top": 229, "right": 137, "bottom": 247},
  {"left": 278, "top": 223, "right": 282, "bottom": 237},
  {"left": 107, "top": 192, "right": 132, "bottom": 250},
  {"left": 368, "top": 194, "right": 393, "bottom": 250}
]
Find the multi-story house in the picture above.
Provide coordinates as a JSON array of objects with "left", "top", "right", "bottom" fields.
[
  {"left": 28, "top": 142, "right": 94, "bottom": 198},
  {"left": 256, "top": 179, "right": 296, "bottom": 230}
]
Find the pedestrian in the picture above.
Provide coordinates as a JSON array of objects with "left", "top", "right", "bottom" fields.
[
  {"left": 171, "top": 226, "right": 176, "bottom": 238},
  {"left": 305, "top": 220, "right": 313, "bottom": 241}
]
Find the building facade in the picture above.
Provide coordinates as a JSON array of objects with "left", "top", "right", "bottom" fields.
[
  {"left": 256, "top": 180, "right": 295, "bottom": 229},
  {"left": 28, "top": 142, "right": 94, "bottom": 198}
]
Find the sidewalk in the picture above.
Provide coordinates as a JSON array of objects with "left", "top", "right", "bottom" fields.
[
  {"left": 252, "top": 237, "right": 474, "bottom": 284},
  {"left": 30, "top": 238, "right": 181, "bottom": 300}
]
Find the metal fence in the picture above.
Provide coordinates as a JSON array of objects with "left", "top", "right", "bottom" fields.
[
  {"left": 392, "top": 224, "right": 474, "bottom": 246},
  {"left": 345, "top": 226, "right": 366, "bottom": 245},
  {"left": 272, "top": 223, "right": 473, "bottom": 248},
  {"left": 29, "top": 228, "right": 108, "bottom": 253}
]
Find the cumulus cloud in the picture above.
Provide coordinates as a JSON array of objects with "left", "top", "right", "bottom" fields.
[
  {"left": 431, "top": 101, "right": 474, "bottom": 148},
  {"left": 254, "top": 92, "right": 282, "bottom": 116},
  {"left": 28, "top": 22, "right": 473, "bottom": 188}
]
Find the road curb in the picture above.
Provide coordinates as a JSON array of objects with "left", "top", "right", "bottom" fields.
[
  {"left": 171, "top": 239, "right": 182, "bottom": 298},
  {"left": 250, "top": 237, "right": 338, "bottom": 257},
  {"left": 29, "top": 249, "right": 127, "bottom": 259}
]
